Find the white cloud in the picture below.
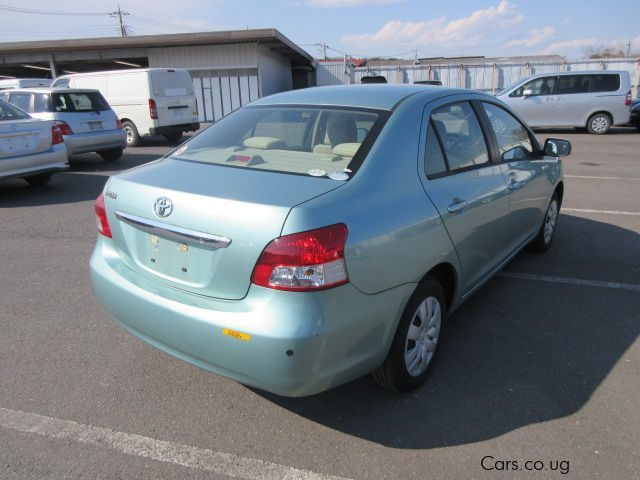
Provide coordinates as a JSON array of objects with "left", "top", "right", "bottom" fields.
[
  {"left": 506, "top": 27, "right": 555, "bottom": 48},
  {"left": 304, "top": 0, "right": 403, "bottom": 6},
  {"left": 342, "top": 0, "right": 524, "bottom": 54}
]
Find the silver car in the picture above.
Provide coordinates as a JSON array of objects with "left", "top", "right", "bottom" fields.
[
  {"left": 0, "top": 88, "right": 126, "bottom": 160},
  {"left": 0, "top": 99, "right": 68, "bottom": 186},
  {"left": 497, "top": 71, "right": 632, "bottom": 134}
]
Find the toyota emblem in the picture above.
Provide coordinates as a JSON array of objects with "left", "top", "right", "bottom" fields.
[{"left": 153, "top": 197, "right": 173, "bottom": 218}]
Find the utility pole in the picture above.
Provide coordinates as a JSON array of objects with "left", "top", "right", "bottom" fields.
[
  {"left": 627, "top": 40, "right": 632, "bottom": 58},
  {"left": 110, "top": 4, "right": 130, "bottom": 37}
]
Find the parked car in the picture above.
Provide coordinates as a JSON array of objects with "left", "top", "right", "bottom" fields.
[
  {"left": 496, "top": 71, "right": 631, "bottom": 134},
  {"left": 0, "top": 78, "right": 52, "bottom": 91},
  {"left": 415, "top": 80, "right": 443, "bottom": 86},
  {"left": 52, "top": 69, "right": 199, "bottom": 147},
  {"left": 0, "top": 99, "right": 68, "bottom": 186},
  {"left": 361, "top": 75, "right": 388, "bottom": 84},
  {"left": 629, "top": 99, "right": 640, "bottom": 131},
  {"left": 90, "top": 85, "right": 570, "bottom": 397},
  {"left": 1, "top": 88, "right": 127, "bottom": 161}
]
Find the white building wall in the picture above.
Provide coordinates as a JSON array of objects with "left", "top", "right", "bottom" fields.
[
  {"left": 257, "top": 45, "right": 292, "bottom": 97},
  {"left": 148, "top": 44, "right": 259, "bottom": 69}
]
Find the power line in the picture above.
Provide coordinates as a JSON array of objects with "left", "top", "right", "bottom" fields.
[
  {"left": 109, "top": 4, "right": 130, "bottom": 37},
  {"left": 0, "top": 4, "right": 109, "bottom": 16}
]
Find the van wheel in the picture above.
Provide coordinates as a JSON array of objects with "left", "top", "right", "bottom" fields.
[
  {"left": 25, "top": 173, "right": 53, "bottom": 187},
  {"left": 99, "top": 147, "right": 123, "bottom": 162},
  {"left": 164, "top": 132, "right": 183, "bottom": 144},
  {"left": 586, "top": 113, "right": 611, "bottom": 135},
  {"left": 528, "top": 192, "right": 560, "bottom": 252},
  {"left": 372, "top": 278, "right": 445, "bottom": 392},
  {"left": 122, "top": 121, "right": 140, "bottom": 147}
]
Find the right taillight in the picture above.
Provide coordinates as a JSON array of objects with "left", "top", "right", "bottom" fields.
[
  {"left": 53, "top": 120, "right": 73, "bottom": 136},
  {"left": 149, "top": 98, "right": 158, "bottom": 119},
  {"left": 251, "top": 224, "right": 349, "bottom": 291},
  {"left": 51, "top": 125, "right": 64, "bottom": 145},
  {"left": 95, "top": 194, "right": 112, "bottom": 238},
  {"left": 625, "top": 90, "right": 632, "bottom": 107}
]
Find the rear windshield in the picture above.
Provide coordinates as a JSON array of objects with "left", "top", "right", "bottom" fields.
[
  {"left": 51, "top": 92, "right": 110, "bottom": 112},
  {"left": 0, "top": 99, "right": 30, "bottom": 120},
  {"left": 170, "top": 106, "right": 387, "bottom": 179},
  {"left": 150, "top": 72, "right": 195, "bottom": 97}
]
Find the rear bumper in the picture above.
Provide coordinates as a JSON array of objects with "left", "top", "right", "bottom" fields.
[
  {"left": 65, "top": 129, "right": 127, "bottom": 156},
  {"left": 0, "top": 142, "right": 68, "bottom": 180},
  {"left": 149, "top": 123, "right": 199, "bottom": 136},
  {"left": 90, "top": 237, "right": 412, "bottom": 397}
]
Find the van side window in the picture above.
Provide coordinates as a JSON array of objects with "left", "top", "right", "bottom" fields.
[
  {"left": 481, "top": 102, "right": 534, "bottom": 161},
  {"left": 510, "top": 76, "right": 556, "bottom": 97},
  {"left": 593, "top": 74, "right": 620, "bottom": 92},
  {"left": 34, "top": 93, "right": 51, "bottom": 113},
  {"left": 430, "top": 102, "right": 489, "bottom": 172},
  {"left": 424, "top": 121, "right": 448, "bottom": 177}
]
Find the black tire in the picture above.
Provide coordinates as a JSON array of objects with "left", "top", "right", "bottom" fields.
[
  {"left": 373, "top": 278, "right": 446, "bottom": 392},
  {"left": 24, "top": 173, "right": 53, "bottom": 187},
  {"left": 99, "top": 147, "right": 123, "bottom": 162},
  {"left": 586, "top": 113, "right": 611, "bottom": 135},
  {"left": 528, "top": 192, "right": 560, "bottom": 253},
  {"left": 122, "top": 121, "right": 140, "bottom": 147},
  {"left": 163, "top": 132, "right": 183, "bottom": 144}
]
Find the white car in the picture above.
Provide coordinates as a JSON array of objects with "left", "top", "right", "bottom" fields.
[{"left": 0, "top": 99, "right": 68, "bottom": 186}]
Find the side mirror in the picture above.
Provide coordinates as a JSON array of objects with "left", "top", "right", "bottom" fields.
[
  {"left": 522, "top": 89, "right": 533, "bottom": 98},
  {"left": 544, "top": 138, "right": 571, "bottom": 157}
]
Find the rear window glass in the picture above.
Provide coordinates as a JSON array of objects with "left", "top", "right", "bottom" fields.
[
  {"left": 8, "top": 93, "right": 32, "bottom": 112},
  {"left": 170, "top": 106, "right": 387, "bottom": 179},
  {"left": 151, "top": 72, "right": 195, "bottom": 97},
  {"left": 0, "top": 99, "right": 30, "bottom": 120},
  {"left": 52, "top": 92, "right": 109, "bottom": 112}
]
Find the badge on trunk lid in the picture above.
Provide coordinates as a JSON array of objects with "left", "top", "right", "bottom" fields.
[{"left": 153, "top": 197, "right": 173, "bottom": 218}]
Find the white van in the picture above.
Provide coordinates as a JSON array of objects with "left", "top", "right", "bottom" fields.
[
  {"left": 0, "top": 78, "right": 52, "bottom": 90},
  {"left": 52, "top": 69, "right": 199, "bottom": 146}
]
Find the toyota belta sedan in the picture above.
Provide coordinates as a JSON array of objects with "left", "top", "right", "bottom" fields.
[{"left": 90, "top": 85, "right": 570, "bottom": 396}]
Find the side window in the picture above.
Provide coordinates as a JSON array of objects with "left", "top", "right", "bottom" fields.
[
  {"left": 510, "top": 76, "right": 556, "bottom": 97},
  {"left": 593, "top": 74, "right": 620, "bottom": 92},
  {"left": 482, "top": 102, "right": 534, "bottom": 161},
  {"left": 33, "top": 93, "right": 51, "bottom": 113},
  {"left": 430, "top": 102, "right": 489, "bottom": 172},
  {"left": 556, "top": 75, "right": 591, "bottom": 94},
  {"left": 424, "top": 122, "right": 447, "bottom": 177},
  {"left": 8, "top": 93, "right": 32, "bottom": 112}
]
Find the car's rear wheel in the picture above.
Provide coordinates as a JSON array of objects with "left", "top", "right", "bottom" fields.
[
  {"left": 99, "top": 147, "right": 123, "bottom": 162},
  {"left": 122, "top": 121, "right": 140, "bottom": 147},
  {"left": 586, "top": 113, "right": 611, "bottom": 135},
  {"left": 373, "top": 278, "right": 445, "bottom": 392},
  {"left": 24, "top": 172, "right": 53, "bottom": 187},
  {"left": 528, "top": 192, "right": 560, "bottom": 252},
  {"left": 164, "top": 132, "right": 183, "bottom": 144}
]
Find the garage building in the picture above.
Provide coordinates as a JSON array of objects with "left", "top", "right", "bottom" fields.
[{"left": 0, "top": 29, "right": 314, "bottom": 122}]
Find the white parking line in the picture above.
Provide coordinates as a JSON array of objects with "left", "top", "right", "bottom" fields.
[
  {"left": 499, "top": 272, "right": 640, "bottom": 292},
  {"left": 565, "top": 175, "right": 640, "bottom": 181},
  {"left": 562, "top": 208, "right": 640, "bottom": 216},
  {"left": 0, "top": 407, "right": 352, "bottom": 480}
]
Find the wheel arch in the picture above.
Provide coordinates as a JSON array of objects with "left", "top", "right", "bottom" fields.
[
  {"left": 585, "top": 110, "right": 612, "bottom": 127},
  {"left": 419, "top": 262, "right": 458, "bottom": 311},
  {"left": 554, "top": 181, "right": 564, "bottom": 205}
]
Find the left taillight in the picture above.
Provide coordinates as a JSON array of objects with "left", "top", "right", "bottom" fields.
[
  {"left": 95, "top": 194, "right": 112, "bottom": 238},
  {"left": 251, "top": 223, "right": 349, "bottom": 292},
  {"left": 51, "top": 125, "right": 64, "bottom": 145},
  {"left": 625, "top": 90, "right": 632, "bottom": 107}
]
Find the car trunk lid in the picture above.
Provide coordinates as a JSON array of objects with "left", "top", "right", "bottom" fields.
[{"left": 0, "top": 119, "right": 52, "bottom": 159}]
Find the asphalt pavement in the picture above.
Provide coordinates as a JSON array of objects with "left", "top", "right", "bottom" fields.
[{"left": 1, "top": 128, "right": 639, "bottom": 479}]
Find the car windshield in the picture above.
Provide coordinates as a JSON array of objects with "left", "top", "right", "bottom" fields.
[
  {"left": 170, "top": 105, "right": 387, "bottom": 179},
  {"left": 0, "top": 99, "right": 30, "bottom": 120},
  {"left": 51, "top": 91, "right": 110, "bottom": 112}
]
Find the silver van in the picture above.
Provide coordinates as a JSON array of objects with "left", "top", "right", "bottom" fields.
[
  {"left": 497, "top": 71, "right": 631, "bottom": 134},
  {"left": 1, "top": 88, "right": 127, "bottom": 161}
]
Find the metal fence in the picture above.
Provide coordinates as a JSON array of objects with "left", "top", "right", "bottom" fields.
[{"left": 316, "top": 58, "right": 640, "bottom": 97}]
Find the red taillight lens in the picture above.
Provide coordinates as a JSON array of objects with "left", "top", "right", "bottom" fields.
[
  {"left": 54, "top": 120, "right": 73, "bottom": 136},
  {"left": 51, "top": 125, "right": 64, "bottom": 145},
  {"left": 625, "top": 90, "right": 632, "bottom": 107},
  {"left": 149, "top": 98, "right": 158, "bottom": 119},
  {"left": 95, "top": 194, "right": 112, "bottom": 238},
  {"left": 252, "top": 224, "right": 349, "bottom": 291},
  {"left": 116, "top": 118, "right": 122, "bottom": 129}
]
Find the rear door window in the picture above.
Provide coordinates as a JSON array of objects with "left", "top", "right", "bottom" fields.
[
  {"left": 556, "top": 75, "right": 592, "bottom": 94},
  {"left": 430, "top": 102, "right": 490, "bottom": 172},
  {"left": 8, "top": 93, "right": 33, "bottom": 112},
  {"left": 34, "top": 93, "right": 52, "bottom": 113},
  {"left": 151, "top": 72, "right": 194, "bottom": 97},
  {"left": 52, "top": 92, "right": 109, "bottom": 112}
]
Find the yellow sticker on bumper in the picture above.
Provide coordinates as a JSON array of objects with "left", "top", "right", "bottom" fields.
[{"left": 222, "top": 328, "right": 251, "bottom": 342}]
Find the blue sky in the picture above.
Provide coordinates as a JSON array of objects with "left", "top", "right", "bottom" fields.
[{"left": 1, "top": 0, "right": 639, "bottom": 59}]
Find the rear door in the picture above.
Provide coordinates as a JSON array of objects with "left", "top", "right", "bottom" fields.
[
  {"left": 50, "top": 91, "right": 118, "bottom": 132},
  {"left": 149, "top": 70, "right": 198, "bottom": 127},
  {"left": 419, "top": 98, "right": 511, "bottom": 295}
]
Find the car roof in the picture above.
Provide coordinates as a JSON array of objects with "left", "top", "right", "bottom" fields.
[
  {"left": 5, "top": 87, "right": 102, "bottom": 94},
  {"left": 249, "top": 84, "right": 466, "bottom": 110}
]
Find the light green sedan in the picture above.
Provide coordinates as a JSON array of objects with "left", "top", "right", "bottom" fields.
[{"left": 90, "top": 85, "right": 570, "bottom": 396}]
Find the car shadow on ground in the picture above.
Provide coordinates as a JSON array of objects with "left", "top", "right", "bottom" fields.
[
  {"left": 255, "top": 214, "right": 640, "bottom": 449},
  {"left": 0, "top": 152, "right": 162, "bottom": 207}
]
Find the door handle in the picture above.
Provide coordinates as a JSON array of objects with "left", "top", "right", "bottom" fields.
[
  {"left": 447, "top": 199, "right": 468, "bottom": 213},
  {"left": 507, "top": 180, "right": 520, "bottom": 192}
]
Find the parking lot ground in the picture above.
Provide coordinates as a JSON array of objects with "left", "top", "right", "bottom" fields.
[{"left": 1, "top": 128, "right": 639, "bottom": 479}]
